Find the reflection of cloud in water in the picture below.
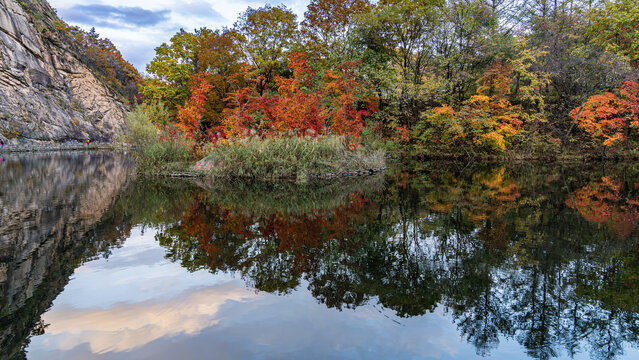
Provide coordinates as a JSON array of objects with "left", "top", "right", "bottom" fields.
[{"left": 41, "top": 284, "right": 258, "bottom": 354}]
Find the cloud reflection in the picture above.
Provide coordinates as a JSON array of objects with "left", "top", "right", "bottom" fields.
[{"left": 41, "top": 283, "right": 258, "bottom": 354}]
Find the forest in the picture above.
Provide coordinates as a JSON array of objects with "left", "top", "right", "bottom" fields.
[{"left": 116, "top": 0, "right": 639, "bottom": 172}]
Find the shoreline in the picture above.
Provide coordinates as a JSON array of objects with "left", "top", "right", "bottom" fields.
[
  {"left": 160, "top": 166, "right": 388, "bottom": 180},
  {"left": 406, "top": 150, "right": 639, "bottom": 163},
  {"left": 2, "top": 142, "right": 636, "bottom": 164},
  {"left": 0, "top": 142, "right": 116, "bottom": 153}
]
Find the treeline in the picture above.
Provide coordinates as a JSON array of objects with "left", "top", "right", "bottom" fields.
[{"left": 140, "top": 0, "right": 639, "bottom": 156}]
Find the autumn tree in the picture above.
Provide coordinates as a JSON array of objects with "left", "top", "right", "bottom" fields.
[
  {"left": 142, "top": 28, "right": 206, "bottom": 109},
  {"left": 301, "top": 0, "right": 372, "bottom": 65},
  {"left": 350, "top": 0, "right": 443, "bottom": 125},
  {"left": 431, "top": 0, "right": 499, "bottom": 105},
  {"left": 349, "top": 0, "right": 500, "bottom": 127},
  {"left": 141, "top": 28, "right": 244, "bottom": 138},
  {"left": 570, "top": 80, "right": 639, "bottom": 148},
  {"left": 238, "top": 52, "right": 327, "bottom": 138},
  {"left": 508, "top": 44, "right": 552, "bottom": 151},
  {"left": 234, "top": 5, "right": 299, "bottom": 95},
  {"left": 221, "top": 52, "right": 377, "bottom": 146},
  {"left": 133, "top": 0, "right": 639, "bottom": 157},
  {"left": 196, "top": 29, "right": 244, "bottom": 132},
  {"left": 323, "top": 61, "right": 378, "bottom": 146},
  {"left": 176, "top": 73, "right": 214, "bottom": 140},
  {"left": 520, "top": 0, "right": 631, "bottom": 128},
  {"left": 415, "top": 61, "right": 522, "bottom": 153}
]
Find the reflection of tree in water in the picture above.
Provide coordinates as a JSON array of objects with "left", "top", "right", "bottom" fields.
[
  {"left": 155, "top": 164, "right": 639, "bottom": 360},
  {"left": 566, "top": 176, "right": 639, "bottom": 237},
  {"left": 424, "top": 165, "right": 639, "bottom": 360}
]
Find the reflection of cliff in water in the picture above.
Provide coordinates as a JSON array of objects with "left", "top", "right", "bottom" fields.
[{"left": 0, "top": 152, "right": 132, "bottom": 359}]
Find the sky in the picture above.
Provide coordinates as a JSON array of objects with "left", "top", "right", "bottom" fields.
[{"left": 48, "top": 0, "right": 310, "bottom": 72}]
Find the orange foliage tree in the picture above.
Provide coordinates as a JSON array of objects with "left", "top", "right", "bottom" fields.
[
  {"left": 323, "top": 61, "right": 378, "bottom": 146},
  {"left": 570, "top": 81, "right": 639, "bottom": 147},
  {"left": 258, "top": 52, "right": 327, "bottom": 136},
  {"left": 222, "top": 52, "right": 377, "bottom": 147},
  {"left": 176, "top": 73, "right": 213, "bottom": 140}
]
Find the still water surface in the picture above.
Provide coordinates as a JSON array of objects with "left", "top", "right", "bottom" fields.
[{"left": 2, "top": 152, "right": 639, "bottom": 359}]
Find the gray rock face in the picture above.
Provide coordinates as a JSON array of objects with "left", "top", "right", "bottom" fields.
[{"left": 0, "top": 0, "right": 130, "bottom": 144}]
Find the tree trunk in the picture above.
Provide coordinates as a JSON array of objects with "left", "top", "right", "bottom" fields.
[{"left": 563, "top": 102, "right": 585, "bottom": 151}]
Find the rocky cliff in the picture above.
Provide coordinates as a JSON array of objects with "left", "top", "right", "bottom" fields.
[{"left": 0, "top": 0, "right": 133, "bottom": 143}]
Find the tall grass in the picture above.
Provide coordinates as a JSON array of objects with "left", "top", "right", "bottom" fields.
[
  {"left": 118, "top": 103, "right": 194, "bottom": 174},
  {"left": 203, "top": 136, "right": 386, "bottom": 180}
]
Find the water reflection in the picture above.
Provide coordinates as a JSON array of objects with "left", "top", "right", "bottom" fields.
[
  {"left": 38, "top": 231, "right": 257, "bottom": 355},
  {"left": 0, "top": 152, "right": 132, "bottom": 359},
  {"left": 152, "top": 164, "right": 639, "bottom": 359},
  {"left": 3, "top": 155, "right": 639, "bottom": 359}
]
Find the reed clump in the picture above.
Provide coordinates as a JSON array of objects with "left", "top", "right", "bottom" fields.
[{"left": 203, "top": 136, "right": 385, "bottom": 181}]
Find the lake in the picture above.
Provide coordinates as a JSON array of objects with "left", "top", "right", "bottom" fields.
[{"left": 1, "top": 151, "right": 639, "bottom": 359}]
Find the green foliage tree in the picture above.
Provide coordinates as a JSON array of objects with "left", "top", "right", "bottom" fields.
[
  {"left": 588, "top": 0, "right": 639, "bottom": 68},
  {"left": 142, "top": 28, "right": 205, "bottom": 109},
  {"left": 234, "top": 5, "right": 299, "bottom": 94},
  {"left": 301, "top": 0, "right": 372, "bottom": 66},
  {"left": 432, "top": 0, "right": 499, "bottom": 105}
]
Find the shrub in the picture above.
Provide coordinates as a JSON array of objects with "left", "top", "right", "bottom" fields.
[
  {"left": 119, "top": 103, "right": 194, "bottom": 174},
  {"left": 118, "top": 104, "right": 159, "bottom": 147}
]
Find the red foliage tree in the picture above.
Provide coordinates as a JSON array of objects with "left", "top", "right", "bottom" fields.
[
  {"left": 176, "top": 73, "right": 214, "bottom": 139},
  {"left": 221, "top": 52, "right": 377, "bottom": 147},
  {"left": 323, "top": 61, "right": 378, "bottom": 147}
]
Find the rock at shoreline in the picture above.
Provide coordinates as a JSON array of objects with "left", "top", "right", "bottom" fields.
[{"left": 192, "top": 159, "right": 215, "bottom": 171}]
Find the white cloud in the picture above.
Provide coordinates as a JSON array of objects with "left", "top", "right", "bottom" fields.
[{"left": 49, "top": 0, "right": 310, "bottom": 71}]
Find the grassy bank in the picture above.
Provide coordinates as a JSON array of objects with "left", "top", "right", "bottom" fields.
[
  {"left": 201, "top": 136, "right": 386, "bottom": 181},
  {"left": 119, "top": 104, "right": 385, "bottom": 179},
  {"left": 117, "top": 102, "right": 636, "bottom": 176}
]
